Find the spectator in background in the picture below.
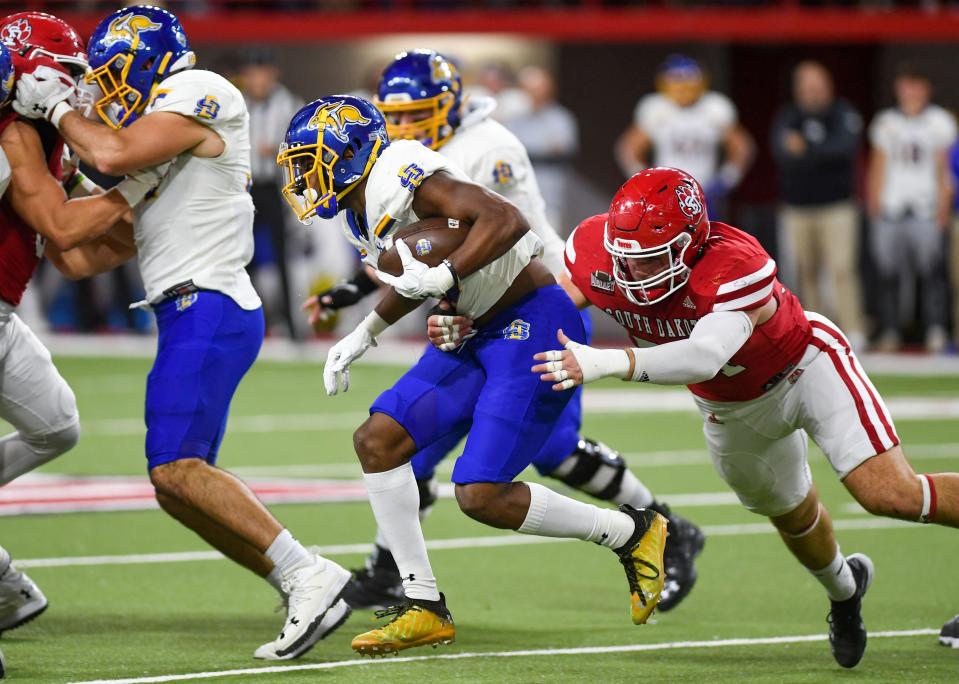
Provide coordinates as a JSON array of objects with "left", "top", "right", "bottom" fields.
[
  {"left": 614, "top": 54, "right": 753, "bottom": 218},
  {"left": 240, "top": 48, "right": 303, "bottom": 339},
  {"left": 471, "top": 61, "right": 531, "bottom": 125},
  {"left": 771, "top": 61, "right": 865, "bottom": 351},
  {"left": 867, "top": 64, "right": 956, "bottom": 353},
  {"left": 507, "top": 66, "right": 578, "bottom": 232}
]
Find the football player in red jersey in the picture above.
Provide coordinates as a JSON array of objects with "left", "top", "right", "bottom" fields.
[
  {"left": 522, "top": 167, "right": 959, "bottom": 669},
  {"left": 0, "top": 12, "right": 159, "bottom": 638}
]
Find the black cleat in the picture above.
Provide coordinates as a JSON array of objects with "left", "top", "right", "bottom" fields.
[
  {"left": 827, "top": 553, "right": 874, "bottom": 668},
  {"left": 649, "top": 502, "right": 705, "bottom": 613},
  {"left": 939, "top": 614, "right": 959, "bottom": 648},
  {"left": 342, "top": 564, "right": 404, "bottom": 611}
]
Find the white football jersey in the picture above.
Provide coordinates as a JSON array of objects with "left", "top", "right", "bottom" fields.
[
  {"left": 634, "top": 91, "right": 736, "bottom": 187},
  {"left": 346, "top": 139, "right": 543, "bottom": 320},
  {"left": 441, "top": 97, "right": 565, "bottom": 273},
  {"left": 869, "top": 105, "right": 957, "bottom": 219},
  {"left": 134, "top": 69, "right": 261, "bottom": 310},
  {"left": 0, "top": 147, "right": 10, "bottom": 199}
]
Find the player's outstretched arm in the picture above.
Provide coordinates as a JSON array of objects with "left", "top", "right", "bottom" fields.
[
  {"left": 303, "top": 267, "right": 380, "bottom": 326},
  {"left": 533, "top": 308, "right": 760, "bottom": 391},
  {"left": 45, "top": 221, "right": 136, "bottom": 280},
  {"left": 1, "top": 121, "right": 150, "bottom": 250}
]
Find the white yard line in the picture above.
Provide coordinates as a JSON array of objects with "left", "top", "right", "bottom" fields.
[
  {"left": 17, "top": 516, "right": 918, "bottom": 570},
  {"left": 67, "top": 629, "right": 940, "bottom": 684}
]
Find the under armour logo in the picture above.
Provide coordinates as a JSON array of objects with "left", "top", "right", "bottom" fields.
[
  {"left": 32, "top": 103, "right": 47, "bottom": 114},
  {"left": 19, "top": 589, "right": 31, "bottom": 599},
  {"left": 406, "top": 573, "right": 415, "bottom": 582},
  {"left": 290, "top": 617, "right": 299, "bottom": 625}
]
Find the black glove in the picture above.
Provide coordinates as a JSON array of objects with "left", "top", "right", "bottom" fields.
[{"left": 316, "top": 269, "right": 378, "bottom": 311}]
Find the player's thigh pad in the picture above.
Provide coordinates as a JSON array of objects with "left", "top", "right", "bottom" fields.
[
  {"left": 371, "top": 343, "right": 483, "bottom": 453},
  {"left": 703, "top": 415, "right": 812, "bottom": 518},
  {"left": 145, "top": 292, "right": 264, "bottom": 469},
  {"left": 800, "top": 314, "right": 899, "bottom": 478},
  {"left": 453, "top": 285, "right": 586, "bottom": 484},
  {"left": 0, "top": 314, "right": 78, "bottom": 437}
]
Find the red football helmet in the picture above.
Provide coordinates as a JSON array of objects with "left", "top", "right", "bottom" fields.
[
  {"left": 604, "top": 167, "right": 710, "bottom": 306},
  {"left": 0, "top": 12, "right": 87, "bottom": 81}
]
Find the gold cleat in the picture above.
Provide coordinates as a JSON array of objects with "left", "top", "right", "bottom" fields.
[
  {"left": 615, "top": 505, "right": 668, "bottom": 625},
  {"left": 351, "top": 592, "right": 455, "bottom": 657}
]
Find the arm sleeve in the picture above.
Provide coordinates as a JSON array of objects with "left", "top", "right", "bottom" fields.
[{"left": 632, "top": 310, "right": 753, "bottom": 385}]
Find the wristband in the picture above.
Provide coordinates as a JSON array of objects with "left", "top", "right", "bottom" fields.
[
  {"left": 441, "top": 258, "right": 460, "bottom": 288},
  {"left": 349, "top": 269, "right": 379, "bottom": 296},
  {"left": 359, "top": 310, "right": 390, "bottom": 338},
  {"left": 49, "top": 101, "right": 74, "bottom": 130},
  {"left": 114, "top": 175, "right": 153, "bottom": 207}
]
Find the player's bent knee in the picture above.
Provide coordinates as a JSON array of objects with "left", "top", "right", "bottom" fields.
[
  {"left": 148, "top": 457, "right": 205, "bottom": 499},
  {"left": 454, "top": 483, "right": 511, "bottom": 525},
  {"left": 47, "top": 421, "right": 80, "bottom": 456},
  {"left": 353, "top": 414, "right": 411, "bottom": 472}
]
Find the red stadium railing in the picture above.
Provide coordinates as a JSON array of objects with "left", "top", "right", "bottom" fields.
[{"left": 2, "top": 4, "right": 959, "bottom": 44}]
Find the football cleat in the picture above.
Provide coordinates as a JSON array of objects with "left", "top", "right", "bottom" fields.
[
  {"left": 255, "top": 555, "right": 352, "bottom": 660},
  {"left": 939, "top": 614, "right": 959, "bottom": 648},
  {"left": 614, "top": 505, "right": 668, "bottom": 625},
  {"left": 827, "top": 553, "right": 873, "bottom": 668},
  {"left": 351, "top": 592, "right": 455, "bottom": 657},
  {"left": 0, "top": 549, "right": 48, "bottom": 633},
  {"left": 650, "top": 502, "right": 705, "bottom": 612},
  {"left": 254, "top": 599, "right": 351, "bottom": 660},
  {"left": 342, "top": 564, "right": 404, "bottom": 611}
]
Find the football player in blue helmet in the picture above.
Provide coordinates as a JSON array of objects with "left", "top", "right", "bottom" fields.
[
  {"left": 278, "top": 93, "right": 671, "bottom": 657},
  {"left": 375, "top": 49, "right": 463, "bottom": 150},
  {"left": 15, "top": 5, "right": 355, "bottom": 662},
  {"left": 85, "top": 5, "right": 196, "bottom": 128},
  {"left": 277, "top": 95, "right": 388, "bottom": 221}
]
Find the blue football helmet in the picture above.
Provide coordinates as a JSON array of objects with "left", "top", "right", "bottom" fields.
[
  {"left": 85, "top": 5, "right": 196, "bottom": 128},
  {"left": 0, "top": 44, "right": 13, "bottom": 107},
  {"left": 375, "top": 49, "right": 463, "bottom": 150},
  {"left": 277, "top": 95, "right": 389, "bottom": 222}
]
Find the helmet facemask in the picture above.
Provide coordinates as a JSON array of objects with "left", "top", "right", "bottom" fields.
[
  {"left": 85, "top": 49, "right": 174, "bottom": 129},
  {"left": 605, "top": 228, "right": 693, "bottom": 306},
  {"left": 376, "top": 92, "right": 456, "bottom": 150}
]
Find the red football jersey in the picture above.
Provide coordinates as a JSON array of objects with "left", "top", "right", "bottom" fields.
[
  {"left": 0, "top": 111, "right": 63, "bottom": 307},
  {"left": 566, "top": 214, "right": 812, "bottom": 402}
]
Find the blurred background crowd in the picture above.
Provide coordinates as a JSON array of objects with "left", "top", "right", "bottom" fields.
[{"left": 9, "top": 0, "right": 959, "bottom": 354}]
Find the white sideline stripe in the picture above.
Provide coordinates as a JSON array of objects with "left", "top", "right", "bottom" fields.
[
  {"left": 17, "top": 516, "right": 918, "bottom": 570},
  {"left": 68, "top": 629, "right": 938, "bottom": 684}
]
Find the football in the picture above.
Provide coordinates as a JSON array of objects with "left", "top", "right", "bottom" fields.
[{"left": 376, "top": 217, "right": 470, "bottom": 277}]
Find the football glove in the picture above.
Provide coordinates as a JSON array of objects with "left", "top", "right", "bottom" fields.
[
  {"left": 375, "top": 239, "right": 456, "bottom": 299},
  {"left": 13, "top": 67, "right": 76, "bottom": 126},
  {"left": 323, "top": 312, "right": 389, "bottom": 396}
]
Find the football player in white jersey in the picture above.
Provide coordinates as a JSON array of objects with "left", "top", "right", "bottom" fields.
[
  {"left": 279, "top": 95, "right": 669, "bottom": 655},
  {"left": 614, "top": 54, "right": 753, "bottom": 214},
  {"left": 304, "top": 49, "right": 703, "bottom": 614},
  {"left": 866, "top": 64, "right": 957, "bottom": 353},
  {"left": 15, "top": 5, "right": 352, "bottom": 661}
]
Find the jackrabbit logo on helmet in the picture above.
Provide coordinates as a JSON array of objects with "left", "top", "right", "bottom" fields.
[{"left": 675, "top": 182, "right": 704, "bottom": 221}]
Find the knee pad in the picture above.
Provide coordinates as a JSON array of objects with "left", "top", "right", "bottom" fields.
[
  {"left": 417, "top": 477, "right": 439, "bottom": 514},
  {"left": 549, "top": 438, "right": 626, "bottom": 500},
  {"left": 21, "top": 420, "right": 80, "bottom": 460}
]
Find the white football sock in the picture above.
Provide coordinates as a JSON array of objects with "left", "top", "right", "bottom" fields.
[
  {"left": 265, "top": 529, "right": 319, "bottom": 578},
  {"left": 518, "top": 482, "right": 635, "bottom": 550},
  {"left": 613, "top": 471, "right": 655, "bottom": 509},
  {"left": 811, "top": 549, "right": 857, "bottom": 602},
  {"left": 363, "top": 463, "right": 439, "bottom": 601},
  {"left": 371, "top": 492, "right": 433, "bottom": 554},
  {"left": 265, "top": 566, "right": 284, "bottom": 595}
]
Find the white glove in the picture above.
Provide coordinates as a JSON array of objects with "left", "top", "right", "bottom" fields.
[
  {"left": 532, "top": 329, "right": 631, "bottom": 391},
  {"left": 114, "top": 161, "right": 173, "bottom": 208},
  {"left": 13, "top": 67, "right": 76, "bottom": 125},
  {"left": 375, "top": 239, "right": 456, "bottom": 299},
  {"left": 323, "top": 311, "right": 389, "bottom": 396}
]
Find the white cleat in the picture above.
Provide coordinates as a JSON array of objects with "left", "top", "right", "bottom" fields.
[
  {"left": 253, "top": 557, "right": 352, "bottom": 660},
  {"left": 0, "top": 551, "right": 48, "bottom": 633},
  {"left": 254, "top": 599, "right": 352, "bottom": 660}
]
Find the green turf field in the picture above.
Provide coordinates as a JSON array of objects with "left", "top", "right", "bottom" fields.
[{"left": 1, "top": 357, "right": 957, "bottom": 683}]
